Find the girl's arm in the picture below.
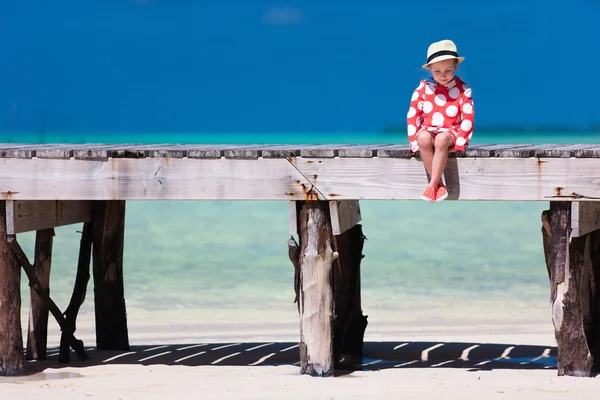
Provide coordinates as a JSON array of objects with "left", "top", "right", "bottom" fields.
[
  {"left": 455, "top": 85, "right": 474, "bottom": 151},
  {"left": 407, "top": 82, "right": 425, "bottom": 153}
]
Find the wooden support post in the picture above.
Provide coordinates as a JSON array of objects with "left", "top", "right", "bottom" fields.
[
  {"left": 9, "top": 238, "right": 88, "bottom": 362},
  {"left": 92, "top": 201, "right": 129, "bottom": 350},
  {"left": 0, "top": 200, "right": 24, "bottom": 376},
  {"left": 294, "top": 201, "right": 336, "bottom": 376},
  {"left": 26, "top": 228, "right": 54, "bottom": 361},
  {"left": 542, "top": 201, "right": 600, "bottom": 376},
  {"left": 60, "top": 221, "right": 93, "bottom": 363},
  {"left": 288, "top": 200, "right": 368, "bottom": 376},
  {"left": 332, "top": 223, "right": 368, "bottom": 366}
]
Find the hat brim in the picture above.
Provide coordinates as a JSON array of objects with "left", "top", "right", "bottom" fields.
[{"left": 422, "top": 55, "right": 465, "bottom": 69}]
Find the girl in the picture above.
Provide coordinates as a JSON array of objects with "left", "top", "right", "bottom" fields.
[{"left": 407, "top": 39, "right": 475, "bottom": 203}]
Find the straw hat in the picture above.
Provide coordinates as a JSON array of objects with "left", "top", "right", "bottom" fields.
[{"left": 422, "top": 39, "right": 465, "bottom": 69}]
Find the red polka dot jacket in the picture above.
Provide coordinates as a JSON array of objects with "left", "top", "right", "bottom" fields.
[{"left": 406, "top": 76, "right": 474, "bottom": 153}]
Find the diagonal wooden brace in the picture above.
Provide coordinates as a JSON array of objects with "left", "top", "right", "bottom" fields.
[{"left": 8, "top": 238, "right": 89, "bottom": 362}]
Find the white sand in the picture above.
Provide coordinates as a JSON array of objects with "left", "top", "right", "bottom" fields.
[
  {"left": 3, "top": 306, "right": 598, "bottom": 399},
  {"left": 2, "top": 363, "right": 599, "bottom": 400}
]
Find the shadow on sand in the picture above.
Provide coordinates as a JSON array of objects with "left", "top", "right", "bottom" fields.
[{"left": 16, "top": 340, "right": 557, "bottom": 377}]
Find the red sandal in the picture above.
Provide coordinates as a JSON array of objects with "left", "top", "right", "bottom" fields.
[
  {"left": 421, "top": 187, "right": 437, "bottom": 203},
  {"left": 436, "top": 183, "right": 448, "bottom": 202}
]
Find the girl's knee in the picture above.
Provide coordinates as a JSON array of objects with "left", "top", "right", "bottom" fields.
[
  {"left": 434, "top": 133, "right": 452, "bottom": 149},
  {"left": 416, "top": 131, "right": 433, "bottom": 147}
]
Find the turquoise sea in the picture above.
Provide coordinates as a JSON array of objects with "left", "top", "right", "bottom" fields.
[{"left": 6, "top": 130, "right": 600, "bottom": 342}]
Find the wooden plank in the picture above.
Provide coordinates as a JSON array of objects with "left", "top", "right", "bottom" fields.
[
  {"left": 0, "top": 200, "right": 24, "bottom": 376},
  {"left": 297, "top": 201, "right": 335, "bottom": 376},
  {"left": 571, "top": 201, "right": 600, "bottom": 237},
  {"left": 289, "top": 201, "right": 298, "bottom": 235},
  {"left": 329, "top": 200, "right": 362, "bottom": 235},
  {"left": 11, "top": 201, "right": 92, "bottom": 234},
  {"left": 3, "top": 143, "right": 600, "bottom": 158},
  {"left": 26, "top": 228, "right": 54, "bottom": 361},
  {"left": 92, "top": 201, "right": 129, "bottom": 350},
  {"left": 1, "top": 157, "right": 600, "bottom": 201},
  {"left": 0, "top": 158, "right": 323, "bottom": 200},
  {"left": 5, "top": 200, "right": 14, "bottom": 235},
  {"left": 292, "top": 157, "right": 600, "bottom": 201}
]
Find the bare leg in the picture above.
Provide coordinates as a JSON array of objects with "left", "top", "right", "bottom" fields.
[
  {"left": 417, "top": 130, "right": 434, "bottom": 177},
  {"left": 430, "top": 132, "right": 453, "bottom": 189}
]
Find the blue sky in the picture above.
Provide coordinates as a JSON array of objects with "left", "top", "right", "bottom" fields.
[{"left": 1, "top": 0, "right": 598, "bottom": 132}]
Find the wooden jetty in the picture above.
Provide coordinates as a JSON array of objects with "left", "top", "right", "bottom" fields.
[{"left": 1, "top": 143, "right": 600, "bottom": 377}]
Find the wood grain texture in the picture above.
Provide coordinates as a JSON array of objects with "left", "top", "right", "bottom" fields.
[
  {"left": 12, "top": 201, "right": 92, "bottom": 234},
  {"left": 297, "top": 201, "right": 335, "bottom": 377},
  {"left": 26, "top": 228, "right": 54, "bottom": 361},
  {"left": 571, "top": 201, "right": 600, "bottom": 238},
  {"left": 545, "top": 202, "right": 593, "bottom": 376},
  {"left": 92, "top": 201, "right": 129, "bottom": 351},
  {"left": 329, "top": 200, "right": 361, "bottom": 235},
  {"left": 0, "top": 200, "right": 23, "bottom": 376},
  {"left": 1, "top": 156, "right": 599, "bottom": 201}
]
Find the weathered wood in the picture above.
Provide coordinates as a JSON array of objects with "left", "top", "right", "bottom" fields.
[
  {"left": 0, "top": 158, "right": 324, "bottom": 200},
  {"left": 588, "top": 229, "right": 600, "bottom": 371},
  {"left": 289, "top": 201, "right": 298, "bottom": 235},
  {"left": 8, "top": 238, "right": 88, "bottom": 362},
  {"left": 544, "top": 202, "right": 595, "bottom": 376},
  {"left": 2, "top": 156, "right": 600, "bottom": 201},
  {"left": 329, "top": 200, "right": 361, "bottom": 235},
  {"left": 26, "top": 228, "right": 54, "bottom": 361},
  {"left": 12, "top": 200, "right": 92, "bottom": 234},
  {"left": 288, "top": 235, "right": 301, "bottom": 306},
  {"left": 332, "top": 224, "right": 368, "bottom": 365},
  {"left": 60, "top": 222, "right": 93, "bottom": 363},
  {"left": 293, "top": 157, "right": 600, "bottom": 201},
  {"left": 92, "top": 200, "right": 129, "bottom": 350},
  {"left": 297, "top": 201, "right": 335, "bottom": 376},
  {"left": 0, "top": 200, "right": 24, "bottom": 376},
  {"left": 572, "top": 201, "right": 600, "bottom": 238}
]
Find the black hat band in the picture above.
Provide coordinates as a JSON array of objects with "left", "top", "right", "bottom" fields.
[{"left": 427, "top": 50, "right": 459, "bottom": 64}]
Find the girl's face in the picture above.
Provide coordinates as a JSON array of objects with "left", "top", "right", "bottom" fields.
[{"left": 429, "top": 59, "right": 457, "bottom": 85}]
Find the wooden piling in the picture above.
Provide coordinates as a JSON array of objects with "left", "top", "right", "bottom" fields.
[
  {"left": 26, "top": 228, "right": 55, "bottom": 361},
  {"left": 92, "top": 200, "right": 129, "bottom": 350},
  {"left": 0, "top": 200, "right": 24, "bottom": 376},
  {"left": 289, "top": 200, "right": 368, "bottom": 376},
  {"left": 332, "top": 223, "right": 368, "bottom": 365},
  {"left": 10, "top": 239, "right": 88, "bottom": 361},
  {"left": 60, "top": 221, "right": 93, "bottom": 362},
  {"left": 295, "top": 201, "right": 335, "bottom": 376},
  {"left": 542, "top": 201, "right": 600, "bottom": 376}
]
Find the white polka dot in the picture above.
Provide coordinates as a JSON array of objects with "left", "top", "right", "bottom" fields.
[
  {"left": 448, "top": 87, "right": 460, "bottom": 99},
  {"left": 463, "top": 84, "right": 472, "bottom": 98},
  {"left": 417, "top": 81, "right": 424, "bottom": 90},
  {"left": 423, "top": 101, "right": 433, "bottom": 113},
  {"left": 411, "top": 91, "right": 419, "bottom": 101},
  {"left": 434, "top": 94, "right": 447, "bottom": 107},
  {"left": 407, "top": 124, "right": 417, "bottom": 136},
  {"left": 468, "top": 132, "right": 473, "bottom": 140},
  {"left": 456, "top": 137, "right": 467, "bottom": 146},
  {"left": 417, "top": 101, "right": 424, "bottom": 111},
  {"left": 407, "top": 107, "right": 416, "bottom": 118},
  {"left": 462, "top": 103, "right": 473, "bottom": 114},
  {"left": 425, "top": 84, "right": 435, "bottom": 95},
  {"left": 460, "top": 120, "right": 473, "bottom": 132},
  {"left": 445, "top": 105, "right": 458, "bottom": 117},
  {"left": 431, "top": 112, "right": 445, "bottom": 127}
]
